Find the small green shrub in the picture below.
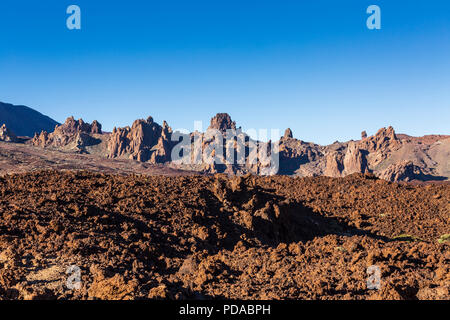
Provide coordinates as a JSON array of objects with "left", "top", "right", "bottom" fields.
[
  {"left": 438, "top": 234, "right": 450, "bottom": 244},
  {"left": 392, "top": 234, "right": 423, "bottom": 242}
]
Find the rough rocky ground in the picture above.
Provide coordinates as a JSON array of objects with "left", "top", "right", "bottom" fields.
[{"left": 0, "top": 171, "right": 448, "bottom": 300}]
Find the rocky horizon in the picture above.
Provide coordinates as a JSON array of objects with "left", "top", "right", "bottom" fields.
[{"left": 0, "top": 105, "right": 448, "bottom": 182}]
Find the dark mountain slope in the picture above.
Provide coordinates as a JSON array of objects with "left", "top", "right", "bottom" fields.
[{"left": 0, "top": 101, "right": 59, "bottom": 137}]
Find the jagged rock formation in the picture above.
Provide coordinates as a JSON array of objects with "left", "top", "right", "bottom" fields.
[
  {"left": 107, "top": 117, "right": 172, "bottom": 163},
  {"left": 2, "top": 97, "right": 446, "bottom": 182},
  {"left": 324, "top": 151, "right": 344, "bottom": 177},
  {"left": 202, "top": 113, "right": 244, "bottom": 174},
  {"left": 283, "top": 128, "right": 293, "bottom": 139},
  {"left": 342, "top": 142, "right": 368, "bottom": 175},
  {"left": 105, "top": 116, "right": 449, "bottom": 181},
  {"left": 359, "top": 126, "right": 400, "bottom": 153},
  {"left": 0, "top": 124, "right": 18, "bottom": 142},
  {"left": 91, "top": 120, "right": 102, "bottom": 134},
  {"left": 190, "top": 114, "right": 261, "bottom": 175},
  {"left": 170, "top": 113, "right": 279, "bottom": 175},
  {"left": 208, "top": 113, "right": 237, "bottom": 132},
  {"left": 322, "top": 127, "right": 403, "bottom": 178},
  {"left": 278, "top": 138, "right": 323, "bottom": 175},
  {"left": 31, "top": 117, "right": 103, "bottom": 153},
  {"left": 11, "top": 108, "right": 448, "bottom": 182}
]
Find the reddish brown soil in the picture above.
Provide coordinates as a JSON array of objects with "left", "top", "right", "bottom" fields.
[{"left": 0, "top": 171, "right": 448, "bottom": 300}]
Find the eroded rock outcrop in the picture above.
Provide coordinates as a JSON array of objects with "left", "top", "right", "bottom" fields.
[
  {"left": 278, "top": 138, "right": 322, "bottom": 175},
  {"left": 378, "top": 161, "right": 424, "bottom": 182},
  {"left": 0, "top": 124, "right": 18, "bottom": 142},
  {"left": 343, "top": 142, "right": 368, "bottom": 175},
  {"left": 91, "top": 120, "right": 102, "bottom": 134},
  {"left": 107, "top": 113, "right": 248, "bottom": 171},
  {"left": 359, "top": 126, "right": 400, "bottom": 153},
  {"left": 107, "top": 117, "right": 173, "bottom": 163},
  {"left": 357, "top": 126, "right": 402, "bottom": 169},
  {"left": 323, "top": 127, "right": 401, "bottom": 178},
  {"left": 16, "top": 110, "right": 447, "bottom": 182},
  {"left": 196, "top": 114, "right": 257, "bottom": 174},
  {"left": 208, "top": 113, "right": 237, "bottom": 132},
  {"left": 31, "top": 117, "right": 103, "bottom": 151},
  {"left": 324, "top": 151, "right": 344, "bottom": 177},
  {"left": 175, "top": 113, "right": 279, "bottom": 175},
  {"left": 283, "top": 128, "right": 293, "bottom": 139}
]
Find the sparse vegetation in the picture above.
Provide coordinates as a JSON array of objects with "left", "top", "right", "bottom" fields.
[
  {"left": 438, "top": 234, "right": 450, "bottom": 244},
  {"left": 392, "top": 234, "right": 424, "bottom": 242}
]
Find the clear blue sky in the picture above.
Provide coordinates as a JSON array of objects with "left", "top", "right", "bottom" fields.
[{"left": 0, "top": 0, "right": 449, "bottom": 144}]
